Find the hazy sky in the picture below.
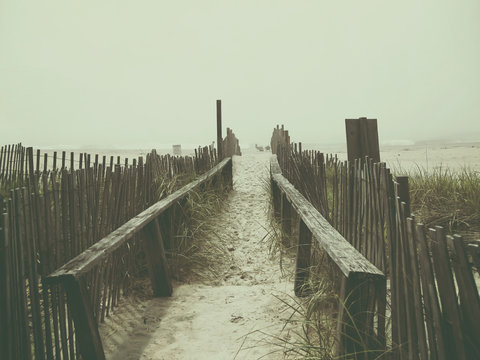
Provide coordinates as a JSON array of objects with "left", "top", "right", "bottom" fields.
[{"left": 1, "top": 1, "right": 480, "bottom": 148}]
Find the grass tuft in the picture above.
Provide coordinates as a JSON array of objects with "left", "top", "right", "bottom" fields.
[
  {"left": 167, "top": 179, "right": 231, "bottom": 283},
  {"left": 395, "top": 165, "right": 480, "bottom": 237}
]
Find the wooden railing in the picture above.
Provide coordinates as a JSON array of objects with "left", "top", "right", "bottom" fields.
[
  {"left": 272, "top": 122, "right": 480, "bottom": 358},
  {"left": 271, "top": 156, "right": 386, "bottom": 358},
  {"left": 0, "top": 145, "right": 218, "bottom": 360},
  {"left": 44, "top": 157, "right": 233, "bottom": 360}
]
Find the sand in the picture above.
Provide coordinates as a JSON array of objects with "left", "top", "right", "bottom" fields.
[
  {"left": 99, "top": 152, "right": 300, "bottom": 360},
  {"left": 96, "top": 142, "right": 480, "bottom": 359},
  {"left": 305, "top": 142, "right": 480, "bottom": 171}
]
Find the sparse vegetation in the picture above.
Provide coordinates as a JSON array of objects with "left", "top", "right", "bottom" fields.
[
  {"left": 166, "top": 179, "right": 231, "bottom": 282},
  {"left": 395, "top": 165, "right": 480, "bottom": 237},
  {"left": 263, "top": 177, "right": 338, "bottom": 359}
]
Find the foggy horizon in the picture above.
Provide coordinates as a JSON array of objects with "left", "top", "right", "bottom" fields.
[{"left": 2, "top": 1, "right": 480, "bottom": 149}]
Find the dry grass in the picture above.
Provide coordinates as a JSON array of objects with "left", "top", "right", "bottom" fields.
[
  {"left": 395, "top": 165, "right": 480, "bottom": 238},
  {"left": 127, "top": 174, "right": 231, "bottom": 293},
  {"left": 263, "top": 176, "right": 338, "bottom": 359},
  {"left": 166, "top": 179, "right": 231, "bottom": 283}
]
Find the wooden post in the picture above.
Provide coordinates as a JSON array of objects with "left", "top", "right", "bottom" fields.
[
  {"left": 216, "top": 99, "right": 223, "bottom": 160},
  {"left": 142, "top": 217, "right": 172, "bottom": 297},
  {"left": 62, "top": 275, "right": 105, "bottom": 360},
  {"left": 280, "top": 193, "right": 292, "bottom": 244},
  {"left": 345, "top": 118, "right": 380, "bottom": 163},
  {"left": 36, "top": 149, "right": 41, "bottom": 174},
  {"left": 294, "top": 219, "right": 312, "bottom": 296},
  {"left": 61, "top": 151, "right": 66, "bottom": 170},
  {"left": 396, "top": 176, "right": 410, "bottom": 217},
  {"left": 221, "top": 158, "right": 233, "bottom": 189},
  {"left": 70, "top": 152, "right": 75, "bottom": 171},
  {"left": 271, "top": 181, "right": 281, "bottom": 219}
]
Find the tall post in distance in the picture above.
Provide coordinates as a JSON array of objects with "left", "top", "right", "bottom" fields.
[
  {"left": 345, "top": 117, "right": 380, "bottom": 163},
  {"left": 216, "top": 100, "right": 223, "bottom": 160}
]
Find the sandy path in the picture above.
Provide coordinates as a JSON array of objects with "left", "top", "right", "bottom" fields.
[{"left": 100, "top": 152, "right": 299, "bottom": 360}]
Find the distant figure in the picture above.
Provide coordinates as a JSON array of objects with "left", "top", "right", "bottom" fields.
[{"left": 255, "top": 144, "right": 264, "bottom": 151}]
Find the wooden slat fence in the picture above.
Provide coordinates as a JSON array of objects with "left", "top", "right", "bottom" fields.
[
  {"left": 0, "top": 143, "right": 27, "bottom": 187},
  {"left": 272, "top": 126, "right": 480, "bottom": 359},
  {"left": 0, "top": 144, "right": 220, "bottom": 360},
  {"left": 222, "top": 128, "right": 242, "bottom": 157},
  {"left": 270, "top": 124, "right": 290, "bottom": 155},
  {"left": 0, "top": 144, "right": 217, "bottom": 189},
  {"left": 44, "top": 157, "right": 233, "bottom": 359},
  {"left": 271, "top": 156, "right": 386, "bottom": 359}
]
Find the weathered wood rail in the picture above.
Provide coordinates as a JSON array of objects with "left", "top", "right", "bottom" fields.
[
  {"left": 271, "top": 156, "right": 386, "bottom": 358},
  {"left": 272, "top": 121, "right": 480, "bottom": 358},
  {"left": 44, "top": 157, "right": 233, "bottom": 360}
]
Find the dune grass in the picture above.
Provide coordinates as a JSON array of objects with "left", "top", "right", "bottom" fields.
[
  {"left": 164, "top": 179, "right": 231, "bottom": 283},
  {"left": 262, "top": 175, "right": 339, "bottom": 359},
  {"left": 395, "top": 165, "right": 480, "bottom": 237},
  {"left": 127, "top": 174, "right": 231, "bottom": 298},
  {"left": 265, "top": 223, "right": 338, "bottom": 359}
]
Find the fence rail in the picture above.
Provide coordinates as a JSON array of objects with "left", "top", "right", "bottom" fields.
[
  {"left": 271, "top": 156, "right": 386, "bottom": 358},
  {"left": 44, "top": 157, "right": 232, "bottom": 359},
  {"left": 0, "top": 142, "right": 222, "bottom": 360}
]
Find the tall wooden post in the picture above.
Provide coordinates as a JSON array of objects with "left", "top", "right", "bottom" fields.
[
  {"left": 216, "top": 100, "right": 223, "bottom": 160},
  {"left": 396, "top": 176, "right": 410, "bottom": 217},
  {"left": 345, "top": 117, "right": 380, "bottom": 163}
]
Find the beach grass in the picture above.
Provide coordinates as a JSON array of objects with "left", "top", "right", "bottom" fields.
[
  {"left": 165, "top": 179, "right": 230, "bottom": 283},
  {"left": 396, "top": 165, "right": 480, "bottom": 237},
  {"left": 264, "top": 175, "right": 338, "bottom": 359}
]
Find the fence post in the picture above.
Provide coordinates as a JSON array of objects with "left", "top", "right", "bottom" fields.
[
  {"left": 221, "top": 158, "right": 233, "bottom": 189},
  {"left": 345, "top": 118, "right": 380, "bottom": 163},
  {"left": 62, "top": 275, "right": 105, "bottom": 360},
  {"left": 294, "top": 219, "right": 312, "bottom": 296},
  {"left": 217, "top": 100, "right": 223, "bottom": 160},
  {"left": 280, "top": 193, "right": 292, "bottom": 244},
  {"left": 396, "top": 176, "right": 410, "bottom": 217},
  {"left": 142, "top": 217, "right": 173, "bottom": 297}
]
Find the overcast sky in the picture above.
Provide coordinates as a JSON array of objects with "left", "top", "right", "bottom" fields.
[{"left": 1, "top": 1, "right": 479, "bottom": 148}]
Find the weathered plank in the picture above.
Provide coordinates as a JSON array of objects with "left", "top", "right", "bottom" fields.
[
  {"left": 429, "top": 226, "right": 466, "bottom": 360},
  {"left": 406, "top": 217, "right": 428, "bottom": 360},
  {"left": 450, "top": 235, "right": 480, "bottom": 357},
  {"left": 272, "top": 172, "right": 383, "bottom": 279},
  {"left": 345, "top": 118, "right": 380, "bottom": 163}
]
